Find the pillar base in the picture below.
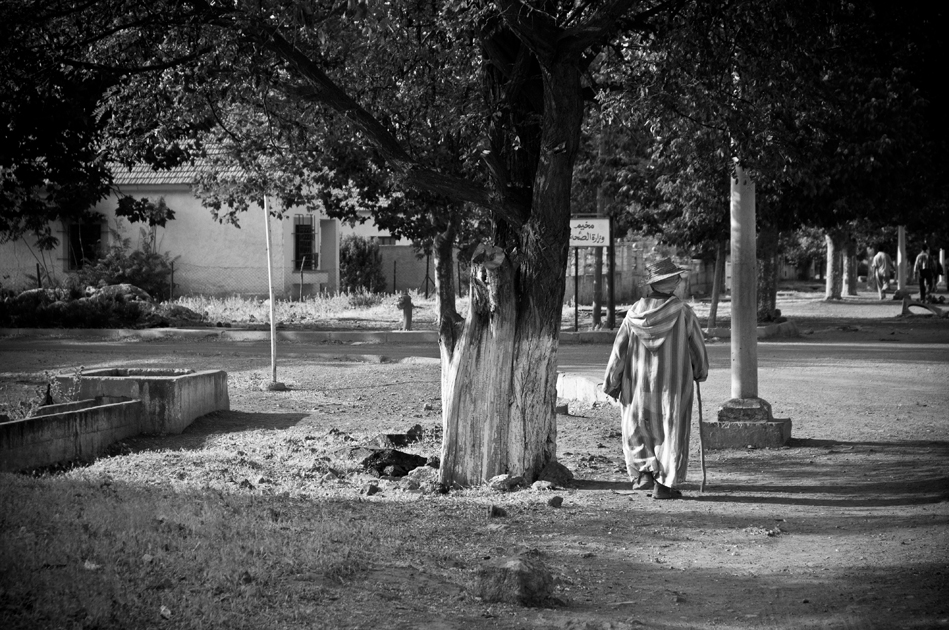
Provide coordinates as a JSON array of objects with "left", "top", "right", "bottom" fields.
[
  {"left": 702, "top": 398, "right": 792, "bottom": 449},
  {"left": 718, "top": 397, "right": 773, "bottom": 422}
]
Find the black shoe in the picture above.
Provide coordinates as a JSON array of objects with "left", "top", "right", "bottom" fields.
[
  {"left": 632, "top": 471, "right": 655, "bottom": 491},
  {"left": 652, "top": 483, "right": 683, "bottom": 500}
]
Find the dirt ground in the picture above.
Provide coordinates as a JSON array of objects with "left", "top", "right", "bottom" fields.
[{"left": 1, "top": 288, "right": 948, "bottom": 629}]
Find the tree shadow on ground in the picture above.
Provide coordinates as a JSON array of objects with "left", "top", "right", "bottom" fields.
[{"left": 123, "top": 410, "right": 308, "bottom": 452}]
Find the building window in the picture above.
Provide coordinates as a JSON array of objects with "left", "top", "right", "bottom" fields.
[
  {"left": 374, "top": 236, "right": 397, "bottom": 246},
  {"left": 293, "top": 214, "right": 318, "bottom": 270},
  {"left": 67, "top": 221, "right": 103, "bottom": 270}
]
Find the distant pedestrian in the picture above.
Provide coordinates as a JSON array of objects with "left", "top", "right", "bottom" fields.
[
  {"left": 930, "top": 258, "right": 942, "bottom": 296},
  {"left": 913, "top": 245, "right": 934, "bottom": 302},
  {"left": 602, "top": 258, "right": 709, "bottom": 500},
  {"left": 869, "top": 246, "right": 893, "bottom": 300},
  {"left": 397, "top": 290, "right": 414, "bottom": 331}
]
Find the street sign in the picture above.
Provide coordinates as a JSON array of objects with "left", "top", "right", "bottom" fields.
[{"left": 569, "top": 218, "right": 610, "bottom": 247}]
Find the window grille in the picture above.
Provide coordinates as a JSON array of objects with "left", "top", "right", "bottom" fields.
[{"left": 293, "top": 214, "right": 318, "bottom": 270}]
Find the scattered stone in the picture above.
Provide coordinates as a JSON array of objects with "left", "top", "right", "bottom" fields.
[
  {"left": 360, "top": 448, "right": 428, "bottom": 478},
  {"left": 382, "top": 464, "right": 408, "bottom": 477},
  {"left": 93, "top": 283, "right": 152, "bottom": 303},
  {"left": 488, "top": 474, "right": 525, "bottom": 492},
  {"left": 537, "top": 460, "right": 574, "bottom": 487},
  {"left": 487, "top": 505, "right": 508, "bottom": 518},
  {"left": 426, "top": 455, "right": 440, "bottom": 469},
  {"left": 360, "top": 482, "right": 381, "bottom": 496},
  {"left": 547, "top": 496, "right": 564, "bottom": 508},
  {"left": 367, "top": 434, "right": 397, "bottom": 448},
  {"left": 399, "top": 467, "right": 444, "bottom": 494},
  {"left": 531, "top": 480, "right": 556, "bottom": 491},
  {"left": 367, "top": 423, "right": 425, "bottom": 448},
  {"left": 472, "top": 554, "right": 555, "bottom": 606}
]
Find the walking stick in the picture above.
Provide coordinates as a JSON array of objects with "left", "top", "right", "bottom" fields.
[{"left": 696, "top": 380, "right": 707, "bottom": 492}]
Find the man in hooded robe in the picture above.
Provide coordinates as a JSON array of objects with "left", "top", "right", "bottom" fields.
[{"left": 602, "top": 257, "right": 709, "bottom": 499}]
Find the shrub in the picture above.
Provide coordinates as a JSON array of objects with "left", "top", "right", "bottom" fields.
[
  {"left": 78, "top": 228, "right": 175, "bottom": 299},
  {"left": 339, "top": 235, "right": 386, "bottom": 293}
]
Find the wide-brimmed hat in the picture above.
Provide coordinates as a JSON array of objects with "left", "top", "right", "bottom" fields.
[{"left": 643, "top": 257, "right": 689, "bottom": 285}]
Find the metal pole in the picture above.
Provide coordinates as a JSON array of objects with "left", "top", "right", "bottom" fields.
[
  {"left": 574, "top": 248, "right": 579, "bottom": 332},
  {"left": 608, "top": 216, "right": 616, "bottom": 329},
  {"left": 697, "top": 381, "right": 707, "bottom": 492},
  {"left": 263, "top": 197, "right": 280, "bottom": 388}
]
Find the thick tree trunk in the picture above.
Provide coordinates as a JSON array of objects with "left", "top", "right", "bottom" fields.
[
  {"left": 756, "top": 225, "right": 779, "bottom": 321},
  {"left": 824, "top": 230, "right": 844, "bottom": 300},
  {"left": 708, "top": 239, "right": 726, "bottom": 329},
  {"left": 432, "top": 225, "right": 463, "bottom": 406},
  {"left": 440, "top": 57, "right": 581, "bottom": 487},
  {"left": 843, "top": 237, "right": 858, "bottom": 296}
]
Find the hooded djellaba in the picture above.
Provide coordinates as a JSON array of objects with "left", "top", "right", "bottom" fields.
[{"left": 602, "top": 257, "right": 709, "bottom": 500}]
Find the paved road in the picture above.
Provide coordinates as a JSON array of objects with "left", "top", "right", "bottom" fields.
[{"left": 3, "top": 334, "right": 947, "bottom": 378}]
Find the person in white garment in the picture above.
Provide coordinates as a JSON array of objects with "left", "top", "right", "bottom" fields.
[
  {"left": 869, "top": 245, "right": 893, "bottom": 300},
  {"left": 602, "top": 257, "right": 709, "bottom": 500}
]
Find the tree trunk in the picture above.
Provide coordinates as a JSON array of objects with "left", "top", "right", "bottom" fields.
[
  {"left": 824, "top": 230, "right": 844, "bottom": 300},
  {"left": 708, "top": 239, "right": 727, "bottom": 329},
  {"left": 843, "top": 237, "right": 858, "bottom": 296},
  {"left": 432, "top": 225, "right": 463, "bottom": 405},
  {"left": 591, "top": 129, "right": 611, "bottom": 329},
  {"left": 592, "top": 248, "right": 603, "bottom": 328},
  {"left": 439, "top": 57, "right": 581, "bottom": 487},
  {"left": 757, "top": 224, "right": 779, "bottom": 321}
]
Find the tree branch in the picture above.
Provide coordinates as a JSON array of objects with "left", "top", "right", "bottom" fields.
[{"left": 251, "top": 24, "right": 528, "bottom": 227}]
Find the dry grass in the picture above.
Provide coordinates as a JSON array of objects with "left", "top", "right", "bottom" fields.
[{"left": 173, "top": 291, "right": 466, "bottom": 328}]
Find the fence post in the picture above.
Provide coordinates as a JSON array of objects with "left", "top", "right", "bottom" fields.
[{"left": 300, "top": 255, "right": 305, "bottom": 301}]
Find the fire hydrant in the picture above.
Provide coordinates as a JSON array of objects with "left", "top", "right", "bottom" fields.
[{"left": 397, "top": 290, "right": 414, "bottom": 331}]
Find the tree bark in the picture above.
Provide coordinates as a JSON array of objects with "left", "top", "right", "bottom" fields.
[
  {"left": 433, "top": 224, "right": 462, "bottom": 365},
  {"left": 824, "top": 230, "right": 844, "bottom": 300},
  {"left": 843, "top": 237, "right": 858, "bottom": 296},
  {"left": 756, "top": 224, "right": 779, "bottom": 321},
  {"left": 440, "top": 55, "right": 581, "bottom": 487},
  {"left": 708, "top": 239, "right": 726, "bottom": 329}
]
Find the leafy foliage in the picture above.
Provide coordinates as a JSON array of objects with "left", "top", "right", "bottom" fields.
[
  {"left": 115, "top": 196, "right": 176, "bottom": 227},
  {"left": 0, "top": 3, "right": 114, "bottom": 246},
  {"left": 339, "top": 235, "right": 386, "bottom": 294},
  {"left": 78, "top": 229, "right": 175, "bottom": 299}
]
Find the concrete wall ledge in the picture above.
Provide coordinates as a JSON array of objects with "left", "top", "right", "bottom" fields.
[
  {"left": 57, "top": 368, "right": 229, "bottom": 435},
  {"left": 0, "top": 397, "right": 142, "bottom": 472}
]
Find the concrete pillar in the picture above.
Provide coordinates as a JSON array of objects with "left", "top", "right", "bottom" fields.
[
  {"left": 940, "top": 249, "right": 946, "bottom": 290},
  {"left": 729, "top": 168, "right": 758, "bottom": 400},
  {"left": 897, "top": 226, "right": 908, "bottom": 294},
  {"left": 707, "top": 166, "right": 791, "bottom": 448}
]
